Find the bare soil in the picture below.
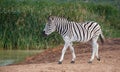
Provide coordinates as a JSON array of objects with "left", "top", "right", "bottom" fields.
[{"left": 0, "top": 38, "right": 120, "bottom": 72}]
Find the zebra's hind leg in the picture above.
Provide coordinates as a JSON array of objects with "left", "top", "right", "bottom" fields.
[
  {"left": 69, "top": 42, "right": 76, "bottom": 63},
  {"left": 95, "top": 42, "right": 100, "bottom": 61},
  {"left": 88, "top": 36, "right": 99, "bottom": 63}
]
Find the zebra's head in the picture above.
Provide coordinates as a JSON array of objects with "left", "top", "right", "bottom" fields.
[{"left": 43, "top": 16, "right": 56, "bottom": 36}]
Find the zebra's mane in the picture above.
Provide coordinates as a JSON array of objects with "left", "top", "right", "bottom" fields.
[
  {"left": 48, "top": 16, "right": 82, "bottom": 25},
  {"left": 48, "top": 16, "right": 68, "bottom": 21}
]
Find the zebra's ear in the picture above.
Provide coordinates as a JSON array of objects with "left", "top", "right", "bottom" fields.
[{"left": 48, "top": 16, "right": 54, "bottom": 21}]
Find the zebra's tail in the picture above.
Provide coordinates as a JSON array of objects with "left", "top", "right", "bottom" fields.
[{"left": 99, "top": 33, "right": 105, "bottom": 44}]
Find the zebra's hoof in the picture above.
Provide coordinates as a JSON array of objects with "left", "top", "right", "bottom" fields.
[
  {"left": 71, "top": 61, "right": 75, "bottom": 64},
  {"left": 58, "top": 61, "right": 62, "bottom": 64},
  {"left": 88, "top": 61, "right": 92, "bottom": 63},
  {"left": 97, "top": 58, "right": 100, "bottom": 61}
]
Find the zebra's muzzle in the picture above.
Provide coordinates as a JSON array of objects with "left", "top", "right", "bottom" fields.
[{"left": 42, "top": 31, "right": 47, "bottom": 37}]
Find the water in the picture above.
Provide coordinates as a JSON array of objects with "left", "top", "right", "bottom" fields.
[{"left": 0, "top": 50, "right": 42, "bottom": 66}]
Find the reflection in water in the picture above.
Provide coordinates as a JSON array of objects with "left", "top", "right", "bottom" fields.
[
  {"left": 0, "top": 59, "right": 15, "bottom": 66},
  {"left": 0, "top": 50, "right": 41, "bottom": 66}
]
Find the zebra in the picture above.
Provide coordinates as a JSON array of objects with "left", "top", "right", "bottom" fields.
[{"left": 43, "top": 16, "right": 104, "bottom": 64}]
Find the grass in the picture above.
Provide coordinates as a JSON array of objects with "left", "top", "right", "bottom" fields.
[{"left": 0, "top": 0, "right": 120, "bottom": 50}]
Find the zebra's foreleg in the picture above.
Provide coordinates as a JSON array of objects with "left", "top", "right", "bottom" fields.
[
  {"left": 69, "top": 42, "right": 76, "bottom": 63},
  {"left": 58, "top": 43, "right": 69, "bottom": 64}
]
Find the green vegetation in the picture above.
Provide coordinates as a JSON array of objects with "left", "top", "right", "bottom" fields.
[{"left": 0, "top": 0, "right": 120, "bottom": 50}]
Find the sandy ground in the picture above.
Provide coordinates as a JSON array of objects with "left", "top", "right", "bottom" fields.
[{"left": 0, "top": 38, "right": 120, "bottom": 72}]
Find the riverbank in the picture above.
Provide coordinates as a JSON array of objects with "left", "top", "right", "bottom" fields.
[{"left": 0, "top": 38, "right": 120, "bottom": 72}]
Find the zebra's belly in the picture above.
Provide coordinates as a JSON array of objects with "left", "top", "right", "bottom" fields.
[
  {"left": 70, "top": 36, "right": 91, "bottom": 42},
  {"left": 63, "top": 34, "right": 92, "bottom": 43}
]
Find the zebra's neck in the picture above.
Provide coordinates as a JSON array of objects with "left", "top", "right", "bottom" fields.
[{"left": 55, "top": 21, "right": 69, "bottom": 36}]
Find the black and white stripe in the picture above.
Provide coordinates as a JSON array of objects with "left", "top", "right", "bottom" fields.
[{"left": 47, "top": 16, "right": 102, "bottom": 42}]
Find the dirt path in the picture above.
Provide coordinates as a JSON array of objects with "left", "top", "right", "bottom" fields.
[{"left": 0, "top": 38, "right": 120, "bottom": 72}]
